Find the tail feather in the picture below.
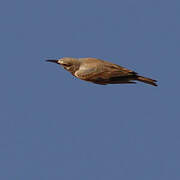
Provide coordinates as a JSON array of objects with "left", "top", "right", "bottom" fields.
[{"left": 137, "top": 76, "right": 157, "bottom": 86}]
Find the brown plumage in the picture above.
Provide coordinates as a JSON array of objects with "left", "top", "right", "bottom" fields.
[{"left": 46, "top": 57, "right": 157, "bottom": 86}]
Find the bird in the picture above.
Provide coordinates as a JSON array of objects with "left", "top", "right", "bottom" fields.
[{"left": 46, "top": 57, "right": 157, "bottom": 86}]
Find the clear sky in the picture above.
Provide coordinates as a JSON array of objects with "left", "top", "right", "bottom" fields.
[{"left": 0, "top": 0, "right": 180, "bottom": 179}]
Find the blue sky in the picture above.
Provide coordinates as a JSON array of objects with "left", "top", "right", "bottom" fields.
[{"left": 0, "top": 0, "right": 180, "bottom": 179}]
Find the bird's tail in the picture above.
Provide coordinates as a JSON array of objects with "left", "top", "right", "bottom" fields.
[{"left": 137, "top": 76, "right": 157, "bottom": 86}]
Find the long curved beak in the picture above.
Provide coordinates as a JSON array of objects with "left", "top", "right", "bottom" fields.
[{"left": 46, "top": 59, "right": 59, "bottom": 64}]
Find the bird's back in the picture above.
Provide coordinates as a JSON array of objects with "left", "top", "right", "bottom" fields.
[
  {"left": 78, "top": 57, "right": 105, "bottom": 65},
  {"left": 79, "top": 57, "right": 135, "bottom": 73}
]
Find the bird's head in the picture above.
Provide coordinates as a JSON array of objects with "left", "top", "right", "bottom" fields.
[{"left": 46, "top": 57, "right": 80, "bottom": 73}]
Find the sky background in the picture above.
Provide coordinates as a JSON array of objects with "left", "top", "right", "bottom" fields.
[{"left": 0, "top": 0, "right": 180, "bottom": 179}]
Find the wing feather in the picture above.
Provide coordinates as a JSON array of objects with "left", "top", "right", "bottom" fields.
[{"left": 75, "top": 59, "right": 136, "bottom": 82}]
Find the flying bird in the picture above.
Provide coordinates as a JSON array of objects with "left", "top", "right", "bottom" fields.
[{"left": 46, "top": 57, "right": 157, "bottom": 86}]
